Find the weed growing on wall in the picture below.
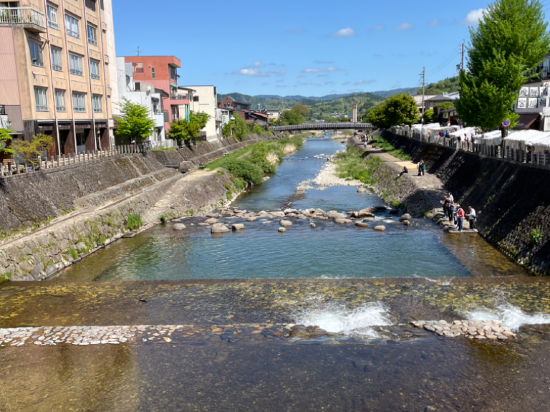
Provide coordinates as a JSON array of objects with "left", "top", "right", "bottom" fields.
[
  {"left": 127, "top": 214, "right": 144, "bottom": 231},
  {"left": 530, "top": 228, "right": 544, "bottom": 245}
]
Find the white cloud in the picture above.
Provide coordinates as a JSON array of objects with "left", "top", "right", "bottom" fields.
[
  {"left": 253, "top": 61, "right": 262, "bottom": 67},
  {"left": 394, "top": 23, "right": 414, "bottom": 30},
  {"left": 370, "top": 25, "right": 385, "bottom": 31},
  {"left": 464, "top": 9, "right": 486, "bottom": 25},
  {"left": 239, "top": 68, "right": 260, "bottom": 76},
  {"left": 301, "top": 67, "right": 341, "bottom": 73},
  {"left": 428, "top": 18, "right": 438, "bottom": 26},
  {"left": 233, "top": 68, "right": 286, "bottom": 77},
  {"left": 330, "top": 28, "right": 355, "bottom": 37},
  {"left": 354, "top": 79, "right": 376, "bottom": 86}
]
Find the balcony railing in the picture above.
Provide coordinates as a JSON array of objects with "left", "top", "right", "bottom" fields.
[
  {"left": 56, "top": 106, "right": 66, "bottom": 112},
  {"left": 0, "top": 7, "right": 46, "bottom": 30},
  {"left": 36, "top": 105, "right": 48, "bottom": 112},
  {"left": 93, "top": 107, "right": 102, "bottom": 113},
  {"left": 70, "top": 68, "right": 83, "bottom": 76},
  {"left": 52, "top": 64, "right": 62, "bottom": 72},
  {"left": 88, "top": 37, "right": 97, "bottom": 46},
  {"left": 74, "top": 107, "right": 86, "bottom": 113},
  {"left": 170, "top": 94, "right": 187, "bottom": 100},
  {"left": 91, "top": 73, "right": 100, "bottom": 80}
]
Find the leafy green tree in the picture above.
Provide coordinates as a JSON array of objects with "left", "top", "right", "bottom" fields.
[
  {"left": 456, "top": 0, "right": 550, "bottom": 131},
  {"left": 222, "top": 122, "right": 232, "bottom": 138},
  {"left": 11, "top": 133, "right": 54, "bottom": 165},
  {"left": 232, "top": 113, "right": 250, "bottom": 141},
  {"left": 189, "top": 112, "right": 211, "bottom": 129},
  {"left": 423, "top": 109, "right": 436, "bottom": 123},
  {"left": 292, "top": 103, "right": 310, "bottom": 117},
  {"left": 0, "top": 128, "right": 15, "bottom": 156},
  {"left": 168, "top": 119, "right": 201, "bottom": 143},
  {"left": 280, "top": 110, "right": 304, "bottom": 125},
  {"left": 251, "top": 123, "right": 265, "bottom": 134},
  {"left": 115, "top": 98, "right": 156, "bottom": 142},
  {"left": 365, "top": 94, "right": 420, "bottom": 129}
]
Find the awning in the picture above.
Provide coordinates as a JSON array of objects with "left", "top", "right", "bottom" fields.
[{"left": 514, "top": 113, "right": 540, "bottom": 130}]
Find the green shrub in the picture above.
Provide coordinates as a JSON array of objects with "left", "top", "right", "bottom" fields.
[
  {"left": 233, "top": 177, "right": 247, "bottom": 192},
  {"left": 0, "top": 272, "right": 12, "bottom": 284},
  {"left": 127, "top": 213, "right": 144, "bottom": 231},
  {"left": 334, "top": 148, "right": 383, "bottom": 185},
  {"left": 530, "top": 228, "right": 544, "bottom": 245},
  {"left": 224, "top": 159, "right": 264, "bottom": 185},
  {"left": 68, "top": 247, "right": 78, "bottom": 260}
]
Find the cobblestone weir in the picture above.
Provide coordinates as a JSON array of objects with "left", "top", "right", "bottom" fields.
[{"left": 411, "top": 320, "right": 517, "bottom": 340}]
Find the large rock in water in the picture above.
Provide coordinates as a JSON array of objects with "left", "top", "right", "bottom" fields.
[
  {"left": 357, "top": 187, "right": 367, "bottom": 194},
  {"left": 280, "top": 220, "right": 293, "bottom": 227},
  {"left": 399, "top": 213, "right": 412, "bottom": 222},
  {"left": 374, "top": 225, "right": 386, "bottom": 232},
  {"left": 211, "top": 223, "right": 230, "bottom": 234},
  {"left": 278, "top": 227, "right": 287, "bottom": 233},
  {"left": 355, "top": 222, "right": 369, "bottom": 228},
  {"left": 271, "top": 211, "right": 285, "bottom": 218},
  {"left": 335, "top": 218, "right": 352, "bottom": 224},
  {"left": 232, "top": 224, "right": 245, "bottom": 231},
  {"left": 204, "top": 218, "right": 218, "bottom": 224},
  {"left": 327, "top": 210, "right": 347, "bottom": 220},
  {"left": 173, "top": 223, "right": 186, "bottom": 231}
]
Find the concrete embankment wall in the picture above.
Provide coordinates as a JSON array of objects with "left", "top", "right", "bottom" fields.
[
  {"left": 360, "top": 131, "right": 550, "bottom": 275},
  {"left": 0, "top": 134, "right": 275, "bottom": 281}
]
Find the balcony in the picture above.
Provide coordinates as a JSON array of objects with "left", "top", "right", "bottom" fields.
[
  {"left": 170, "top": 94, "right": 187, "bottom": 100},
  {"left": 0, "top": 7, "right": 47, "bottom": 33}
]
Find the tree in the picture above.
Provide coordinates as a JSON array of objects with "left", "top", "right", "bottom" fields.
[
  {"left": 222, "top": 122, "right": 232, "bottom": 138},
  {"left": 365, "top": 94, "right": 420, "bottom": 129},
  {"left": 280, "top": 110, "right": 304, "bottom": 125},
  {"left": 11, "top": 133, "right": 53, "bottom": 165},
  {"left": 251, "top": 123, "right": 265, "bottom": 134},
  {"left": 0, "top": 128, "right": 15, "bottom": 156},
  {"left": 292, "top": 103, "right": 310, "bottom": 117},
  {"left": 456, "top": 0, "right": 550, "bottom": 131},
  {"left": 168, "top": 119, "right": 201, "bottom": 143},
  {"left": 115, "top": 98, "right": 156, "bottom": 142},
  {"left": 423, "top": 109, "right": 436, "bottom": 123},
  {"left": 189, "top": 112, "right": 211, "bottom": 129}
]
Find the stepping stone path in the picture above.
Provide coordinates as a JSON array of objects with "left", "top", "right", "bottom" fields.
[{"left": 411, "top": 320, "right": 516, "bottom": 341}]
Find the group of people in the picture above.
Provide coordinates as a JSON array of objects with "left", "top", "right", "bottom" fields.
[{"left": 443, "top": 192, "right": 477, "bottom": 232}]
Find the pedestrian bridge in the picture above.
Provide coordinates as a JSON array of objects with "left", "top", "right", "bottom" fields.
[{"left": 272, "top": 123, "right": 373, "bottom": 133}]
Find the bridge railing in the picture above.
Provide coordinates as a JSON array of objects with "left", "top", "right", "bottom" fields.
[{"left": 272, "top": 123, "right": 372, "bottom": 132}]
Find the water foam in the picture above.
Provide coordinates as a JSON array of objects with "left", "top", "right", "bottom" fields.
[
  {"left": 294, "top": 302, "right": 392, "bottom": 338},
  {"left": 466, "top": 303, "right": 550, "bottom": 331}
]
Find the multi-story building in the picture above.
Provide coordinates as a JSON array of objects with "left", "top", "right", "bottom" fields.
[
  {"left": 116, "top": 57, "right": 170, "bottom": 148},
  {"left": 184, "top": 85, "right": 219, "bottom": 141},
  {"left": 122, "top": 56, "right": 186, "bottom": 133},
  {"left": 0, "top": 0, "right": 119, "bottom": 156}
]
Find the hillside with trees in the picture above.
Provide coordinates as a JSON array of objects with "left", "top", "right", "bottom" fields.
[{"left": 418, "top": 77, "right": 459, "bottom": 95}]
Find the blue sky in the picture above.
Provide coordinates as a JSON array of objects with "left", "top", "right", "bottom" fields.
[{"left": 112, "top": 0, "right": 495, "bottom": 97}]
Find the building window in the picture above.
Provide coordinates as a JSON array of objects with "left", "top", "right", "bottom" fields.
[
  {"left": 92, "top": 94, "right": 102, "bottom": 113},
  {"left": 55, "top": 89, "right": 66, "bottom": 112},
  {"left": 65, "top": 14, "right": 79, "bottom": 38},
  {"left": 193, "top": 96, "right": 199, "bottom": 102},
  {"left": 47, "top": 5, "right": 58, "bottom": 30},
  {"left": 51, "top": 47, "right": 62, "bottom": 71},
  {"left": 170, "top": 66, "right": 177, "bottom": 81},
  {"left": 34, "top": 87, "right": 48, "bottom": 112},
  {"left": 28, "top": 40, "right": 43, "bottom": 67},
  {"left": 87, "top": 24, "right": 97, "bottom": 46},
  {"left": 151, "top": 67, "right": 155, "bottom": 79},
  {"left": 90, "top": 59, "right": 100, "bottom": 80},
  {"left": 69, "top": 53, "right": 83, "bottom": 76},
  {"left": 85, "top": 0, "right": 96, "bottom": 11},
  {"left": 72, "top": 92, "right": 86, "bottom": 113},
  {"left": 132, "top": 62, "right": 144, "bottom": 73}
]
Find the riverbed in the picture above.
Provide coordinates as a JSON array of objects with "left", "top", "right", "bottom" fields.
[{"left": 3, "top": 136, "right": 550, "bottom": 411}]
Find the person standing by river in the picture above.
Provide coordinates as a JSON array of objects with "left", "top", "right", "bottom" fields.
[{"left": 457, "top": 206, "right": 465, "bottom": 232}]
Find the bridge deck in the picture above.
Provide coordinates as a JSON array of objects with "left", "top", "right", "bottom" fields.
[{"left": 272, "top": 123, "right": 372, "bottom": 132}]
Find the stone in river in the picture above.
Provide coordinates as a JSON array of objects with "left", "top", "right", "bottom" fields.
[
  {"left": 271, "top": 211, "right": 286, "bottom": 218},
  {"left": 399, "top": 213, "right": 412, "bottom": 222},
  {"left": 355, "top": 222, "right": 369, "bottom": 228},
  {"left": 403, "top": 220, "right": 411, "bottom": 226},
  {"left": 173, "top": 223, "right": 186, "bottom": 231},
  {"left": 204, "top": 218, "right": 218, "bottom": 224},
  {"left": 334, "top": 218, "right": 352, "bottom": 224},
  {"left": 284, "top": 208, "right": 298, "bottom": 214},
  {"left": 357, "top": 187, "right": 367, "bottom": 194},
  {"left": 374, "top": 225, "right": 386, "bottom": 232},
  {"left": 211, "top": 223, "right": 230, "bottom": 234},
  {"left": 232, "top": 224, "right": 245, "bottom": 231},
  {"left": 310, "top": 223, "right": 317, "bottom": 228},
  {"left": 315, "top": 209, "right": 326, "bottom": 216},
  {"left": 280, "top": 220, "right": 293, "bottom": 227},
  {"left": 327, "top": 211, "right": 347, "bottom": 219},
  {"left": 278, "top": 227, "right": 287, "bottom": 233},
  {"left": 246, "top": 217, "right": 257, "bottom": 222}
]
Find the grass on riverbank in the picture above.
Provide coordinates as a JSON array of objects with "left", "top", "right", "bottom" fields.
[
  {"left": 370, "top": 136, "right": 411, "bottom": 161},
  {"left": 334, "top": 147, "right": 383, "bottom": 185},
  {"left": 206, "top": 136, "right": 304, "bottom": 185}
]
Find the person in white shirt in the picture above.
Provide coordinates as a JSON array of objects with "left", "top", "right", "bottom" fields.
[
  {"left": 448, "top": 192, "right": 454, "bottom": 203},
  {"left": 468, "top": 206, "right": 476, "bottom": 230}
]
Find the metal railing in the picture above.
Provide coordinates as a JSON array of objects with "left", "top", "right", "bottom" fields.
[
  {"left": 272, "top": 122, "right": 373, "bottom": 132},
  {"left": 91, "top": 73, "right": 100, "bottom": 80},
  {"left": 70, "top": 68, "right": 83, "bottom": 76},
  {"left": 87, "top": 37, "right": 97, "bottom": 46},
  {"left": 170, "top": 94, "right": 187, "bottom": 100},
  {"left": 56, "top": 106, "right": 66, "bottom": 112},
  {"left": 0, "top": 7, "right": 46, "bottom": 28},
  {"left": 52, "top": 64, "right": 62, "bottom": 72},
  {"left": 48, "top": 20, "right": 58, "bottom": 30},
  {"left": 66, "top": 28, "right": 79, "bottom": 38},
  {"left": 1, "top": 143, "right": 152, "bottom": 178},
  {"left": 36, "top": 105, "right": 48, "bottom": 112},
  {"left": 74, "top": 107, "right": 86, "bottom": 113}
]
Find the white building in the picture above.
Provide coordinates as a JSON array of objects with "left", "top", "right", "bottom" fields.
[
  {"left": 182, "top": 85, "right": 219, "bottom": 141},
  {"left": 116, "top": 57, "right": 171, "bottom": 148},
  {"left": 267, "top": 109, "right": 281, "bottom": 119}
]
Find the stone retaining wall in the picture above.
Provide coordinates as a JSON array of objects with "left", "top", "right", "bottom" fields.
[{"left": 368, "top": 131, "right": 550, "bottom": 275}]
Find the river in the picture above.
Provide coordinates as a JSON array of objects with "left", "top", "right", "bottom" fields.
[{"left": 2, "top": 136, "right": 550, "bottom": 411}]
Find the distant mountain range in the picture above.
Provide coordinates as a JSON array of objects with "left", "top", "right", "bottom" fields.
[{"left": 218, "top": 87, "right": 418, "bottom": 112}]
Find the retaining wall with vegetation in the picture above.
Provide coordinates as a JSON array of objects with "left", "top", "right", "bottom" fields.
[
  {"left": 358, "top": 131, "right": 550, "bottom": 275},
  {"left": 0, "top": 134, "right": 277, "bottom": 281}
]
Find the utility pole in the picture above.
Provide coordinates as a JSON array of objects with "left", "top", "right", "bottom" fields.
[
  {"left": 461, "top": 42, "right": 465, "bottom": 71},
  {"left": 420, "top": 67, "right": 425, "bottom": 125}
]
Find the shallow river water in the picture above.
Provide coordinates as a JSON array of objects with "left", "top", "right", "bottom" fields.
[{"left": 2, "top": 136, "right": 550, "bottom": 411}]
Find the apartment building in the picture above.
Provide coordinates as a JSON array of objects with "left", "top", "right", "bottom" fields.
[
  {"left": 185, "top": 85, "right": 219, "bottom": 141},
  {"left": 0, "top": 0, "right": 119, "bottom": 156},
  {"left": 122, "top": 56, "right": 186, "bottom": 133},
  {"left": 116, "top": 56, "right": 169, "bottom": 148}
]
